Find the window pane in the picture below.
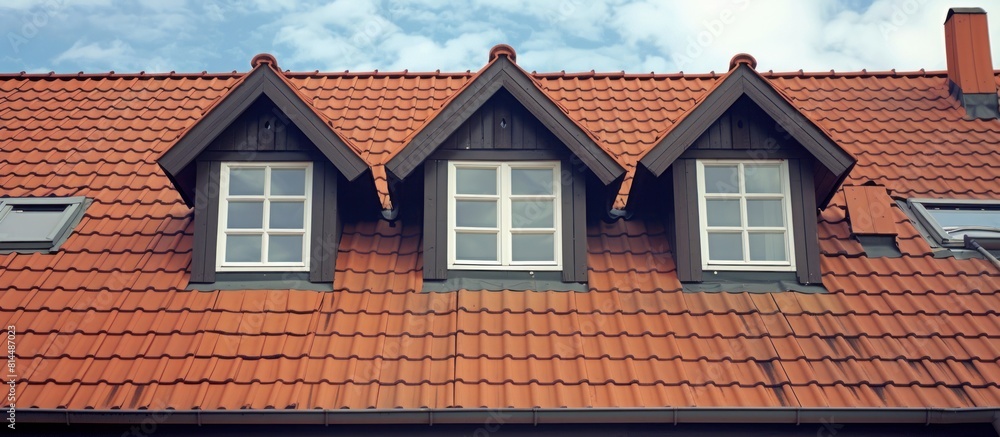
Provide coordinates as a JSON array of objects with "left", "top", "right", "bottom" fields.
[
  {"left": 0, "top": 208, "right": 66, "bottom": 241},
  {"left": 707, "top": 232, "right": 743, "bottom": 261},
  {"left": 455, "top": 232, "right": 498, "bottom": 261},
  {"left": 511, "top": 199, "right": 554, "bottom": 228},
  {"left": 703, "top": 165, "right": 739, "bottom": 193},
  {"left": 928, "top": 208, "right": 1000, "bottom": 229},
  {"left": 225, "top": 235, "right": 262, "bottom": 262},
  {"left": 228, "top": 168, "right": 265, "bottom": 195},
  {"left": 512, "top": 233, "right": 555, "bottom": 262},
  {"left": 270, "top": 168, "right": 307, "bottom": 196},
  {"left": 269, "top": 201, "right": 305, "bottom": 229},
  {"left": 227, "top": 202, "right": 263, "bottom": 229},
  {"left": 456, "top": 167, "right": 497, "bottom": 195},
  {"left": 455, "top": 200, "right": 497, "bottom": 228},
  {"left": 749, "top": 232, "right": 787, "bottom": 261},
  {"left": 744, "top": 164, "right": 782, "bottom": 193},
  {"left": 705, "top": 200, "right": 741, "bottom": 227},
  {"left": 746, "top": 199, "right": 784, "bottom": 227},
  {"left": 268, "top": 235, "right": 303, "bottom": 263},
  {"left": 511, "top": 168, "right": 554, "bottom": 195}
]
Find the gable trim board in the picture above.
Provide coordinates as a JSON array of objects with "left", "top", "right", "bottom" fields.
[
  {"left": 385, "top": 55, "right": 625, "bottom": 186},
  {"left": 158, "top": 64, "right": 368, "bottom": 205},
  {"left": 639, "top": 64, "right": 856, "bottom": 208}
]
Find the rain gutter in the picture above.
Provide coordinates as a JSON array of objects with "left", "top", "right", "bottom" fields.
[{"left": 18, "top": 407, "right": 1000, "bottom": 433}]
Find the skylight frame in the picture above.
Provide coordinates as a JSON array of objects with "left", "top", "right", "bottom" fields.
[
  {"left": 907, "top": 198, "right": 1000, "bottom": 249},
  {"left": 0, "top": 196, "right": 88, "bottom": 252}
]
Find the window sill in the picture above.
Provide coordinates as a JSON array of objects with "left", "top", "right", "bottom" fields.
[
  {"left": 422, "top": 270, "right": 586, "bottom": 292},
  {"left": 187, "top": 272, "right": 332, "bottom": 291}
]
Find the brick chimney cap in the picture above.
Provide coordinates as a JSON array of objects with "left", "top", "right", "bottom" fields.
[{"left": 947, "top": 7, "right": 987, "bottom": 22}]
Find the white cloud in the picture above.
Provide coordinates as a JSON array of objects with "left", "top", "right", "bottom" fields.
[
  {"left": 51, "top": 39, "right": 168, "bottom": 72},
  {"left": 9, "top": 0, "right": 1000, "bottom": 75}
]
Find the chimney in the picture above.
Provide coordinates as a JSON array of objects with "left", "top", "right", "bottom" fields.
[{"left": 944, "top": 7, "right": 999, "bottom": 119}]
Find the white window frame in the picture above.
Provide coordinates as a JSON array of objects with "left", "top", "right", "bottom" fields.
[
  {"left": 696, "top": 159, "right": 795, "bottom": 271},
  {"left": 447, "top": 160, "right": 562, "bottom": 270},
  {"left": 217, "top": 162, "right": 312, "bottom": 272}
]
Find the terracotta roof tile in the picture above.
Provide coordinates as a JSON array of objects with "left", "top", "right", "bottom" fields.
[{"left": 2, "top": 67, "right": 1000, "bottom": 413}]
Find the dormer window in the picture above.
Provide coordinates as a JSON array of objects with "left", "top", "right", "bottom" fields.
[
  {"left": 696, "top": 160, "right": 795, "bottom": 270},
  {"left": 447, "top": 161, "right": 561, "bottom": 270},
  {"left": 217, "top": 162, "right": 313, "bottom": 271}
]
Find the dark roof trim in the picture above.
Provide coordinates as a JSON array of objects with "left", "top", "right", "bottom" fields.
[
  {"left": 158, "top": 65, "right": 368, "bottom": 189},
  {"left": 639, "top": 65, "right": 856, "bottom": 205},
  {"left": 19, "top": 408, "right": 1000, "bottom": 428},
  {"left": 385, "top": 56, "right": 625, "bottom": 185}
]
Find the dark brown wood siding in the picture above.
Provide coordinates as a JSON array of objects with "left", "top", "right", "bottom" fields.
[
  {"left": 207, "top": 97, "right": 312, "bottom": 153},
  {"left": 672, "top": 159, "right": 701, "bottom": 283},
  {"left": 309, "top": 161, "right": 340, "bottom": 283},
  {"left": 190, "top": 161, "right": 221, "bottom": 283},
  {"left": 422, "top": 160, "right": 449, "bottom": 280},
  {"left": 438, "top": 89, "right": 560, "bottom": 152},
  {"left": 690, "top": 96, "right": 800, "bottom": 153}
]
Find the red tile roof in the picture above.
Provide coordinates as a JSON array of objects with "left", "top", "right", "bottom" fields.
[{"left": 1, "top": 60, "right": 1000, "bottom": 412}]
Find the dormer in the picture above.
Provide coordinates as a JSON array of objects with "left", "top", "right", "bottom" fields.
[
  {"left": 158, "top": 54, "right": 368, "bottom": 288},
  {"left": 385, "top": 45, "right": 626, "bottom": 289},
  {"left": 639, "top": 54, "right": 855, "bottom": 286}
]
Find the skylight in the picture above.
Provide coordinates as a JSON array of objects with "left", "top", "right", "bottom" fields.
[
  {"left": 0, "top": 197, "right": 88, "bottom": 252},
  {"left": 908, "top": 199, "right": 1000, "bottom": 249}
]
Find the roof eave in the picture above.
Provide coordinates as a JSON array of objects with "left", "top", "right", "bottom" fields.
[{"left": 19, "top": 407, "right": 1000, "bottom": 428}]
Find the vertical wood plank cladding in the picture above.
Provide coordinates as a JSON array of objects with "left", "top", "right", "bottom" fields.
[
  {"left": 439, "top": 90, "right": 559, "bottom": 151},
  {"left": 571, "top": 163, "right": 588, "bottom": 282},
  {"left": 207, "top": 99, "right": 312, "bottom": 153},
  {"left": 795, "top": 160, "right": 823, "bottom": 284},
  {"left": 190, "top": 161, "right": 222, "bottom": 284},
  {"left": 190, "top": 160, "right": 213, "bottom": 283},
  {"left": 561, "top": 159, "right": 575, "bottom": 282},
  {"left": 423, "top": 160, "right": 448, "bottom": 280},
  {"left": 493, "top": 99, "right": 512, "bottom": 149},
  {"left": 204, "top": 161, "right": 221, "bottom": 283},
  {"left": 673, "top": 159, "right": 701, "bottom": 282},
  {"left": 308, "top": 162, "right": 326, "bottom": 283},
  {"left": 309, "top": 162, "right": 340, "bottom": 283}
]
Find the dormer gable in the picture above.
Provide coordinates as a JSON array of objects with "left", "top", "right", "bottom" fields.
[
  {"left": 158, "top": 55, "right": 368, "bottom": 205},
  {"left": 638, "top": 55, "right": 856, "bottom": 286},
  {"left": 156, "top": 55, "right": 368, "bottom": 286},
  {"left": 385, "top": 46, "right": 626, "bottom": 286}
]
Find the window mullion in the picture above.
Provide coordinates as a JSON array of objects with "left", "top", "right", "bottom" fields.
[
  {"left": 501, "top": 163, "right": 510, "bottom": 266},
  {"left": 261, "top": 166, "right": 271, "bottom": 263}
]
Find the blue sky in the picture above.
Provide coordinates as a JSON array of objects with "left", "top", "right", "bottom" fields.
[{"left": 3, "top": 0, "right": 1000, "bottom": 75}]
